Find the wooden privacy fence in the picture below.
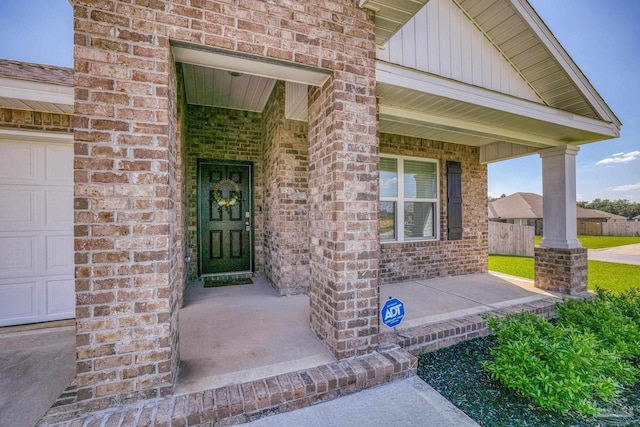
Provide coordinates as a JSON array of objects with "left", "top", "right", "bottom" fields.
[
  {"left": 603, "top": 222, "right": 640, "bottom": 236},
  {"left": 577, "top": 221, "right": 602, "bottom": 236},
  {"left": 489, "top": 222, "right": 534, "bottom": 257},
  {"left": 578, "top": 221, "right": 640, "bottom": 236}
]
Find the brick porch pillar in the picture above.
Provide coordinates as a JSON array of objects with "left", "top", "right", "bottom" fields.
[
  {"left": 535, "top": 146, "right": 587, "bottom": 294},
  {"left": 307, "top": 71, "right": 380, "bottom": 359},
  {"left": 73, "top": 2, "right": 180, "bottom": 408}
]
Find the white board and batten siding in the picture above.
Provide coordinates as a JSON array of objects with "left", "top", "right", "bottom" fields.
[
  {"left": 377, "top": 0, "right": 542, "bottom": 104},
  {"left": 0, "top": 133, "right": 74, "bottom": 327}
]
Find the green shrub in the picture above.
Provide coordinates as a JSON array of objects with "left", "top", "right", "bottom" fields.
[
  {"left": 557, "top": 289, "right": 640, "bottom": 361},
  {"left": 483, "top": 311, "right": 638, "bottom": 416}
]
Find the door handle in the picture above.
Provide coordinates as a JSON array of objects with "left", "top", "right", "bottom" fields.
[{"left": 245, "top": 211, "right": 251, "bottom": 231}]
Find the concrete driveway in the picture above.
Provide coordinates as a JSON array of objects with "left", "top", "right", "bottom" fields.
[
  {"left": 588, "top": 243, "right": 640, "bottom": 265},
  {"left": 0, "top": 323, "right": 75, "bottom": 427}
]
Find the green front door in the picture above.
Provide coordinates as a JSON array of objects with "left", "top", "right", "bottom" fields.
[{"left": 198, "top": 161, "right": 252, "bottom": 275}]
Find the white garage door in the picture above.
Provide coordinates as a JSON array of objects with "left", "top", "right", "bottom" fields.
[{"left": 0, "top": 135, "right": 74, "bottom": 327}]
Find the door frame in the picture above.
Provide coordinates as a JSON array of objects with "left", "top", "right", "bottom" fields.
[{"left": 197, "top": 159, "right": 254, "bottom": 277}]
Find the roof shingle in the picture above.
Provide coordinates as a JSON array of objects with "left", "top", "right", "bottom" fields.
[{"left": 0, "top": 59, "right": 72, "bottom": 86}]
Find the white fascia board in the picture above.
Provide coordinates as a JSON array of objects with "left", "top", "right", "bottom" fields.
[
  {"left": 380, "top": 104, "right": 557, "bottom": 148},
  {"left": 511, "top": 0, "right": 621, "bottom": 128},
  {"left": 376, "top": 61, "right": 620, "bottom": 139},
  {"left": 0, "top": 77, "right": 73, "bottom": 106},
  {"left": 172, "top": 43, "right": 331, "bottom": 87},
  {"left": 0, "top": 127, "right": 73, "bottom": 143}
]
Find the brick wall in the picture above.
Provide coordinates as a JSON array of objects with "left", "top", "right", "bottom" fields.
[
  {"left": 262, "top": 82, "right": 310, "bottom": 295},
  {"left": 74, "top": 0, "right": 179, "bottom": 407},
  {"left": 0, "top": 107, "right": 72, "bottom": 132},
  {"left": 534, "top": 246, "right": 588, "bottom": 294},
  {"left": 378, "top": 133, "right": 488, "bottom": 284},
  {"left": 307, "top": 57, "right": 379, "bottom": 358},
  {"left": 183, "top": 103, "right": 264, "bottom": 279},
  {"left": 74, "top": 0, "right": 379, "bottom": 405}
]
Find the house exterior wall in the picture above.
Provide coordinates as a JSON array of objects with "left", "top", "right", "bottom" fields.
[
  {"left": 262, "top": 82, "right": 310, "bottom": 295},
  {"left": 0, "top": 107, "right": 73, "bottom": 132},
  {"left": 183, "top": 104, "right": 264, "bottom": 279},
  {"left": 73, "top": 0, "right": 378, "bottom": 405},
  {"left": 378, "top": 133, "right": 488, "bottom": 284}
]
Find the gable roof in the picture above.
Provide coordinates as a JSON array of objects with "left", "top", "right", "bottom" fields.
[
  {"left": 373, "top": 0, "right": 620, "bottom": 164},
  {"left": 488, "top": 192, "right": 624, "bottom": 220}
]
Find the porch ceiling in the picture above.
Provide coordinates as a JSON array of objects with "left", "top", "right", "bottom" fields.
[
  {"left": 377, "top": 61, "right": 620, "bottom": 163},
  {"left": 181, "top": 63, "right": 276, "bottom": 112},
  {"left": 173, "top": 43, "right": 328, "bottom": 115}
]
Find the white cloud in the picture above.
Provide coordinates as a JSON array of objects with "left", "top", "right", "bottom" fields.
[
  {"left": 596, "top": 151, "right": 640, "bottom": 165},
  {"left": 612, "top": 182, "right": 640, "bottom": 192}
]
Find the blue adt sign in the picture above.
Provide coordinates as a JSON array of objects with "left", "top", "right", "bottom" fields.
[{"left": 381, "top": 297, "right": 405, "bottom": 328}]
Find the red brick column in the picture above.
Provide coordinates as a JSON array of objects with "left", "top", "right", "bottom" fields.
[
  {"left": 307, "top": 69, "right": 380, "bottom": 359},
  {"left": 534, "top": 246, "right": 588, "bottom": 294}
]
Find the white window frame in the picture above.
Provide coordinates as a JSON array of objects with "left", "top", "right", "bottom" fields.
[{"left": 380, "top": 154, "right": 440, "bottom": 242}]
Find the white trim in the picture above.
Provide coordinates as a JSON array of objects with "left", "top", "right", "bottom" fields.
[
  {"left": 380, "top": 154, "right": 440, "bottom": 243},
  {"left": 0, "top": 128, "right": 73, "bottom": 144},
  {"left": 511, "top": 0, "right": 621, "bottom": 127},
  {"left": 0, "top": 77, "right": 73, "bottom": 107},
  {"left": 380, "top": 105, "right": 556, "bottom": 149},
  {"left": 172, "top": 44, "right": 331, "bottom": 87},
  {"left": 376, "top": 61, "right": 620, "bottom": 139}
]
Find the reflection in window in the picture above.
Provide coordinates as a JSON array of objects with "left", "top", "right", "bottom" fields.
[{"left": 379, "top": 155, "right": 438, "bottom": 241}]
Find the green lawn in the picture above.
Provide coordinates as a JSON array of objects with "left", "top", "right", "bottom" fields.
[
  {"left": 489, "top": 255, "right": 640, "bottom": 293},
  {"left": 533, "top": 235, "right": 640, "bottom": 249}
]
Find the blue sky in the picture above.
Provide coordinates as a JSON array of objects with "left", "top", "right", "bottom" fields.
[{"left": 0, "top": 0, "right": 638, "bottom": 202}]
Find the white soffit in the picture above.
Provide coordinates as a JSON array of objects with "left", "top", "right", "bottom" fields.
[
  {"left": 0, "top": 77, "right": 73, "bottom": 114},
  {"left": 377, "top": 61, "right": 620, "bottom": 143},
  {"left": 360, "top": 0, "right": 431, "bottom": 46},
  {"left": 182, "top": 64, "right": 276, "bottom": 112},
  {"left": 172, "top": 44, "right": 331, "bottom": 87},
  {"left": 510, "top": 0, "right": 621, "bottom": 127}
]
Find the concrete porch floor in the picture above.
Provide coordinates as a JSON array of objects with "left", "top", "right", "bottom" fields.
[
  {"left": 29, "top": 271, "right": 567, "bottom": 426},
  {"left": 177, "top": 272, "right": 559, "bottom": 393}
]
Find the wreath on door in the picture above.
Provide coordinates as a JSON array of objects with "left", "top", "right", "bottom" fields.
[{"left": 212, "top": 179, "right": 241, "bottom": 214}]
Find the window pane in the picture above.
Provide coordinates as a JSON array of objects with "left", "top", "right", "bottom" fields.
[
  {"left": 380, "top": 201, "right": 396, "bottom": 239},
  {"left": 380, "top": 157, "right": 398, "bottom": 198},
  {"left": 404, "top": 160, "right": 436, "bottom": 199},
  {"left": 404, "top": 202, "right": 435, "bottom": 238}
]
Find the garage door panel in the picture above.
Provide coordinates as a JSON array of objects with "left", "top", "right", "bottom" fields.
[
  {"left": 45, "top": 145, "right": 73, "bottom": 183},
  {"left": 46, "top": 234, "right": 74, "bottom": 271},
  {"left": 45, "top": 189, "right": 73, "bottom": 226},
  {"left": 0, "top": 235, "right": 36, "bottom": 272},
  {"left": 0, "top": 280, "right": 37, "bottom": 325},
  {"left": 46, "top": 279, "right": 75, "bottom": 316},
  {"left": 0, "top": 189, "right": 37, "bottom": 229},
  {"left": 0, "top": 144, "right": 39, "bottom": 182}
]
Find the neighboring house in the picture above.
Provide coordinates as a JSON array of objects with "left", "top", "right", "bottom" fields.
[
  {"left": 489, "top": 193, "right": 628, "bottom": 235},
  {"left": 0, "top": 0, "right": 621, "bottom": 414}
]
